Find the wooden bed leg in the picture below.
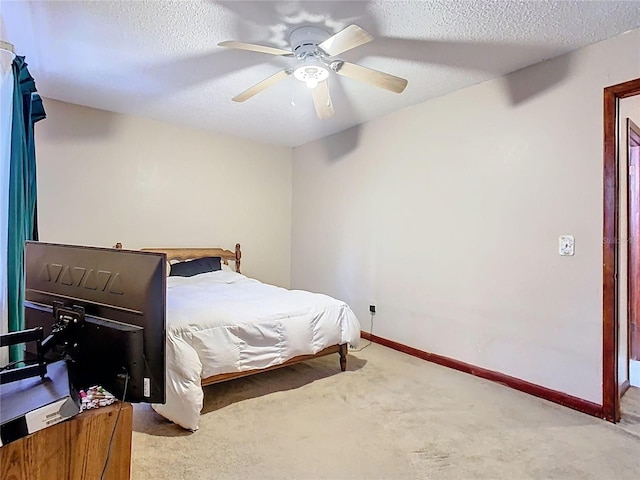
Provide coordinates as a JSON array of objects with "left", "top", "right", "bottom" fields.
[{"left": 339, "top": 344, "right": 348, "bottom": 372}]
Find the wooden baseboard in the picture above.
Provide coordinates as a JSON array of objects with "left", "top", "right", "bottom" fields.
[
  {"left": 361, "top": 332, "right": 604, "bottom": 419},
  {"left": 620, "top": 379, "right": 631, "bottom": 397}
]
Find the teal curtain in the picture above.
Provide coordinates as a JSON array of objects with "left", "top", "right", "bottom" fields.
[{"left": 7, "top": 56, "right": 45, "bottom": 361}]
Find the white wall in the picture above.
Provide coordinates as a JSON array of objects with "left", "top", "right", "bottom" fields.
[
  {"left": 35, "top": 99, "right": 293, "bottom": 288},
  {"left": 291, "top": 29, "right": 640, "bottom": 404}
]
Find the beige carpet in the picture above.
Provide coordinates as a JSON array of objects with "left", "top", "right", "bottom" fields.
[
  {"left": 132, "top": 343, "right": 640, "bottom": 480},
  {"left": 620, "top": 386, "right": 640, "bottom": 437}
]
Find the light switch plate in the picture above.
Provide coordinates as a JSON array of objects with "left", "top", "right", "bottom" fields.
[{"left": 559, "top": 235, "right": 575, "bottom": 256}]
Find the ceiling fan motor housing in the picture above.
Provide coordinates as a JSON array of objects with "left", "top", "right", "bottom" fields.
[{"left": 289, "top": 26, "right": 330, "bottom": 58}]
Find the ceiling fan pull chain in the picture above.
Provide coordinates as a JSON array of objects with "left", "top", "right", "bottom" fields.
[{"left": 325, "top": 79, "right": 331, "bottom": 107}]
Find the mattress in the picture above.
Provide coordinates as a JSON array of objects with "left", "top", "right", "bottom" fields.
[{"left": 151, "top": 270, "right": 361, "bottom": 430}]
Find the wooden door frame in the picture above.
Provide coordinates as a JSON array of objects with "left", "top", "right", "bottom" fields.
[
  {"left": 627, "top": 119, "right": 640, "bottom": 390},
  {"left": 620, "top": 119, "right": 640, "bottom": 399},
  {"left": 602, "top": 78, "right": 640, "bottom": 422}
]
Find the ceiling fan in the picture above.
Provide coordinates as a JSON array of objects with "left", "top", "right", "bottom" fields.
[{"left": 218, "top": 25, "right": 408, "bottom": 120}]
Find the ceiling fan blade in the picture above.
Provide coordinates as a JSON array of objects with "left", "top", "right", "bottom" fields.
[
  {"left": 318, "top": 25, "right": 373, "bottom": 57},
  {"left": 335, "top": 61, "right": 408, "bottom": 94},
  {"left": 311, "top": 80, "right": 335, "bottom": 120},
  {"left": 232, "top": 70, "right": 292, "bottom": 102},
  {"left": 218, "top": 41, "right": 293, "bottom": 56}
]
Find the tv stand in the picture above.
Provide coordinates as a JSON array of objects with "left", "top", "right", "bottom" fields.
[{"left": 1, "top": 402, "right": 132, "bottom": 480}]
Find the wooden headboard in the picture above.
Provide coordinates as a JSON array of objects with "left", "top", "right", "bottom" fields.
[{"left": 114, "top": 243, "right": 241, "bottom": 273}]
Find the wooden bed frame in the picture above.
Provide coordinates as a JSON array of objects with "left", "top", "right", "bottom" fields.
[{"left": 114, "top": 243, "right": 348, "bottom": 386}]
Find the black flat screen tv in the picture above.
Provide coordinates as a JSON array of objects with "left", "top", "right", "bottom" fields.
[{"left": 23, "top": 241, "right": 166, "bottom": 403}]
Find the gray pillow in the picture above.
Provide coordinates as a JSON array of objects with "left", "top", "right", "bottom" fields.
[{"left": 169, "top": 257, "right": 222, "bottom": 277}]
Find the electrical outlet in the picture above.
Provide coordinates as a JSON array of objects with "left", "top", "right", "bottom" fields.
[
  {"left": 559, "top": 235, "right": 575, "bottom": 256},
  {"left": 369, "top": 305, "right": 376, "bottom": 315}
]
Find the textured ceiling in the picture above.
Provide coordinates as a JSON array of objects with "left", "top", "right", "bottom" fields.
[{"left": 1, "top": 1, "right": 639, "bottom": 147}]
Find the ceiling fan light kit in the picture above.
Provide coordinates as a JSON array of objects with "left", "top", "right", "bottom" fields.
[
  {"left": 218, "top": 24, "right": 408, "bottom": 119},
  {"left": 293, "top": 61, "right": 329, "bottom": 89}
]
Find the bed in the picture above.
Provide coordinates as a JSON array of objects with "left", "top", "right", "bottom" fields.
[{"left": 123, "top": 244, "right": 361, "bottom": 430}]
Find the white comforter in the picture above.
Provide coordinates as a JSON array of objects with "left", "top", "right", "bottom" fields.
[{"left": 152, "top": 270, "right": 361, "bottom": 430}]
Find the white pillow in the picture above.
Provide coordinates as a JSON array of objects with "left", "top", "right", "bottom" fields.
[{"left": 221, "top": 260, "right": 235, "bottom": 272}]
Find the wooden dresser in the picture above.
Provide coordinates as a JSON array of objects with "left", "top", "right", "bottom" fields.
[{"left": 1, "top": 402, "right": 132, "bottom": 480}]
